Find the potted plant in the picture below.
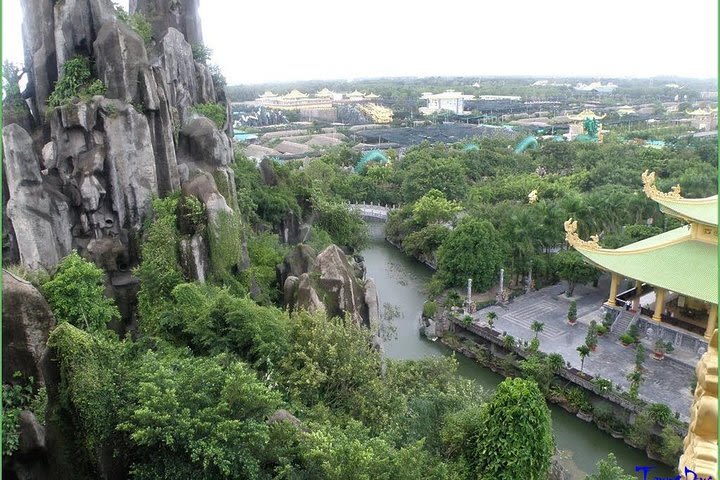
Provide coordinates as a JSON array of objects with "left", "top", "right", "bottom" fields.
[
  {"left": 653, "top": 340, "right": 673, "bottom": 360},
  {"left": 585, "top": 321, "right": 598, "bottom": 351},
  {"left": 462, "top": 315, "right": 473, "bottom": 328},
  {"left": 567, "top": 300, "right": 577, "bottom": 325},
  {"left": 619, "top": 333, "right": 635, "bottom": 347},
  {"left": 596, "top": 323, "right": 608, "bottom": 336}
]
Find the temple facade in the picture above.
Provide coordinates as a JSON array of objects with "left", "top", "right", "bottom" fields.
[{"left": 565, "top": 171, "right": 717, "bottom": 347}]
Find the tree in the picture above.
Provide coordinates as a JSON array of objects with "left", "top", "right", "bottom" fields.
[
  {"left": 41, "top": 251, "right": 120, "bottom": 331},
  {"left": 411, "top": 188, "right": 462, "bottom": 225},
  {"left": 635, "top": 343, "right": 646, "bottom": 370},
  {"left": 567, "top": 301, "right": 578, "bottom": 324},
  {"left": 586, "top": 453, "right": 635, "bottom": 480},
  {"left": 531, "top": 320, "right": 544, "bottom": 339},
  {"left": 437, "top": 217, "right": 506, "bottom": 289},
  {"left": 576, "top": 344, "right": 590, "bottom": 372},
  {"left": 553, "top": 250, "right": 599, "bottom": 297},
  {"left": 585, "top": 321, "right": 598, "bottom": 350},
  {"left": 473, "top": 378, "right": 554, "bottom": 479},
  {"left": 547, "top": 353, "right": 565, "bottom": 374},
  {"left": 627, "top": 369, "right": 644, "bottom": 400},
  {"left": 400, "top": 154, "right": 469, "bottom": 202}
]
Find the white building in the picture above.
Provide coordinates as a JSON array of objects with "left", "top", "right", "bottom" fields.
[{"left": 419, "top": 90, "right": 475, "bottom": 115}]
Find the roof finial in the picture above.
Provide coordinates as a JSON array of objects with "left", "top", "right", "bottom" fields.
[
  {"left": 641, "top": 170, "right": 682, "bottom": 200},
  {"left": 564, "top": 218, "right": 600, "bottom": 250}
]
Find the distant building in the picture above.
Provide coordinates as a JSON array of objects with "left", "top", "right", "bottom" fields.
[
  {"left": 566, "top": 109, "right": 605, "bottom": 141},
  {"left": 574, "top": 82, "right": 618, "bottom": 93},
  {"left": 419, "top": 90, "right": 475, "bottom": 115},
  {"left": 616, "top": 105, "right": 636, "bottom": 116},
  {"left": 686, "top": 107, "right": 718, "bottom": 131},
  {"left": 357, "top": 103, "right": 393, "bottom": 124},
  {"left": 257, "top": 89, "right": 333, "bottom": 110}
]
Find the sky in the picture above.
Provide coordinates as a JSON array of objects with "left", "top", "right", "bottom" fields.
[{"left": 3, "top": 0, "right": 718, "bottom": 85}]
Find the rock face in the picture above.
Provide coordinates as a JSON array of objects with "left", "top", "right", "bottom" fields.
[
  {"left": 279, "top": 244, "right": 380, "bottom": 328},
  {"left": 130, "top": 0, "right": 203, "bottom": 46},
  {"left": 7, "top": 0, "right": 234, "bottom": 279},
  {"left": 3, "top": 124, "right": 72, "bottom": 270},
  {"left": 2, "top": 271, "right": 56, "bottom": 385}
]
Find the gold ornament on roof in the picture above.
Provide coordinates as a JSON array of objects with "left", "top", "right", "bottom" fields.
[
  {"left": 564, "top": 218, "right": 600, "bottom": 250},
  {"left": 678, "top": 329, "right": 718, "bottom": 479},
  {"left": 641, "top": 170, "right": 682, "bottom": 200}
]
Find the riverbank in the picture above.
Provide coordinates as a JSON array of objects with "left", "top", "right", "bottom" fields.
[
  {"left": 437, "top": 314, "right": 687, "bottom": 469},
  {"left": 361, "top": 222, "right": 675, "bottom": 477}
]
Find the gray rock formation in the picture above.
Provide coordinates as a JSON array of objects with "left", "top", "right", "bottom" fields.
[
  {"left": 2, "top": 271, "right": 56, "bottom": 385},
  {"left": 179, "top": 233, "right": 209, "bottom": 282},
  {"left": 130, "top": 0, "right": 203, "bottom": 46},
  {"left": 20, "top": 0, "right": 57, "bottom": 121},
  {"left": 3, "top": 124, "right": 72, "bottom": 270},
  {"left": 53, "top": 0, "right": 116, "bottom": 68},
  {"left": 279, "top": 244, "right": 380, "bottom": 328}
]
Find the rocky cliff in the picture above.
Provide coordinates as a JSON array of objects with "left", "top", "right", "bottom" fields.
[{"left": 4, "top": 0, "right": 240, "bottom": 307}]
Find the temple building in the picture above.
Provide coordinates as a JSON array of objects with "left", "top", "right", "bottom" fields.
[
  {"left": 686, "top": 107, "right": 717, "bottom": 131},
  {"left": 419, "top": 90, "right": 475, "bottom": 115},
  {"left": 257, "top": 89, "right": 333, "bottom": 110},
  {"left": 565, "top": 171, "right": 717, "bottom": 352}
]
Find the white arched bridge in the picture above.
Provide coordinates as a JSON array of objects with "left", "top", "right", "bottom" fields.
[{"left": 348, "top": 202, "right": 397, "bottom": 221}]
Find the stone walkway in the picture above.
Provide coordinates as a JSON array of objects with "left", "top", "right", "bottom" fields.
[{"left": 471, "top": 279, "right": 695, "bottom": 421}]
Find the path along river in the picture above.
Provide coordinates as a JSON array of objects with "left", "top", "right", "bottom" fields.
[{"left": 361, "top": 222, "right": 674, "bottom": 478}]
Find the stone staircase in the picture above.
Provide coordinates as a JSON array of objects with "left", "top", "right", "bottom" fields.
[{"left": 610, "top": 310, "right": 636, "bottom": 336}]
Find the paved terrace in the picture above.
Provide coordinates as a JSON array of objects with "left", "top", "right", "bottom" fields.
[{"left": 470, "top": 280, "right": 695, "bottom": 421}]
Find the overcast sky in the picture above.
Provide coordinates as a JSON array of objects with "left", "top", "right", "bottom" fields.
[{"left": 3, "top": 0, "right": 717, "bottom": 84}]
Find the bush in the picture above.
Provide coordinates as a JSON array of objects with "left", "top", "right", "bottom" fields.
[
  {"left": 422, "top": 301, "right": 437, "bottom": 318},
  {"left": 2, "top": 373, "right": 46, "bottom": 458},
  {"left": 190, "top": 102, "right": 226, "bottom": 129},
  {"left": 647, "top": 403, "right": 673, "bottom": 425},
  {"left": 114, "top": 3, "right": 151, "bottom": 44},
  {"left": 473, "top": 378, "right": 554, "bottom": 479},
  {"left": 567, "top": 300, "right": 577, "bottom": 322},
  {"left": 47, "top": 56, "right": 106, "bottom": 109},
  {"left": 619, "top": 332, "right": 635, "bottom": 345},
  {"left": 41, "top": 251, "right": 120, "bottom": 331},
  {"left": 191, "top": 43, "right": 213, "bottom": 65}
]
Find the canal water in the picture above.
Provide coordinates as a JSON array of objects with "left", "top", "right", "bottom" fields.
[{"left": 361, "top": 222, "right": 674, "bottom": 478}]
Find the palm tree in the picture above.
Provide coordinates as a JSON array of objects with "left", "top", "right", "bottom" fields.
[
  {"left": 547, "top": 353, "right": 565, "bottom": 374},
  {"left": 576, "top": 344, "right": 591, "bottom": 372},
  {"left": 531, "top": 321, "right": 544, "bottom": 339},
  {"left": 486, "top": 311, "right": 497, "bottom": 328}
]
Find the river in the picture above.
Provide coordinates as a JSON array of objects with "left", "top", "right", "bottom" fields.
[{"left": 361, "top": 222, "right": 674, "bottom": 479}]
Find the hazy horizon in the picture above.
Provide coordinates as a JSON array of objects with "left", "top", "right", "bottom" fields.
[{"left": 3, "top": 0, "right": 718, "bottom": 84}]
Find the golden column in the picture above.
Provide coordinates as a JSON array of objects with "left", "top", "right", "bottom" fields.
[
  {"left": 632, "top": 280, "right": 642, "bottom": 311},
  {"left": 606, "top": 273, "right": 620, "bottom": 306},
  {"left": 705, "top": 304, "right": 717, "bottom": 340},
  {"left": 678, "top": 329, "right": 717, "bottom": 479},
  {"left": 652, "top": 287, "right": 666, "bottom": 322}
]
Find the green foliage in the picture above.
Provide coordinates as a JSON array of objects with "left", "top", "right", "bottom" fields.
[
  {"left": 585, "top": 320, "right": 598, "bottom": 349},
  {"left": 135, "top": 196, "right": 184, "bottom": 332},
  {"left": 2, "top": 374, "right": 46, "bottom": 458},
  {"left": 437, "top": 217, "right": 505, "bottom": 289},
  {"left": 530, "top": 320, "right": 544, "bottom": 338},
  {"left": 472, "top": 378, "right": 554, "bottom": 479},
  {"left": 635, "top": 343, "right": 647, "bottom": 368},
  {"left": 177, "top": 194, "right": 207, "bottom": 235},
  {"left": 519, "top": 353, "right": 552, "bottom": 393},
  {"left": 627, "top": 368, "right": 644, "bottom": 400},
  {"left": 627, "top": 409, "right": 653, "bottom": 447},
  {"left": 47, "top": 323, "right": 123, "bottom": 463},
  {"left": 47, "top": 56, "right": 106, "bottom": 109},
  {"left": 41, "top": 251, "right": 120, "bottom": 331},
  {"left": 586, "top": 453, "right": 635, "bottom": 480},
  {"left": 114, "top": 2, "right": 152, "bottom": 43},
  {"left": 576, "top": 344, "right": 591, "bottom": 371},
  {"left": 554, "top": 250, "right": 600, "bottom": 296},
  {"left": 411, "top": 189, "right": 462, "bottom": 225},
  {"left": 242, "top": 232, "right": 288, "bottom": 304},
  {"left": 422, "top": 301, "right": 437, "bottom": 318},
  {"left": 647, "top": 403, "right": 673, "bottom": 425},
  {"left": 191, "top": 43, "right": 213, "bottom": 65},
  {"left": 400, "top": 150, "right": 469, "bottom": 202},
  {"left": 313, "top": 196, "right": 368, "bottom": 251},
  {"left": 2, "top": 61, "right": 26, "bottom": 116},
  {"left": 619, "top": 332, "right": 635, "bottom": 345},
  {"left": 119, "top": 351, "right": 282, "bottom": 479},
  {"left": 567, "top": 300, "right": 578, "bottom": 322},
  {"left": 190, "top": 102, "right": 226, "bottom": 129},
  {"left": 657, "top": 424, "right": 683, "bottom": 465},
  {"left": 207, "top": 209, "right": 243, "bottom": 281}
]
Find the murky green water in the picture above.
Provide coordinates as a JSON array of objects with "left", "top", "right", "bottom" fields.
[{"left": 362, "top": 222, "right": 674, "bottom": 478}]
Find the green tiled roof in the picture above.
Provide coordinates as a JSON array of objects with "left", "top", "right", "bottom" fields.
[
  {"left": 577, "top": 227, "right": 717, "bottom": 304},
  {"left": 655, "top": 195, "right": 718, "bottom": 227}
]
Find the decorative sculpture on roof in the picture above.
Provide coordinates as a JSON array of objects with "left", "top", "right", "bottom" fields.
[
  {"left": 528, "top": 190, "right": 538, "bottom": 204},
  {"left": 564, "top": 218, "right": 600, "bottom": 250},
  {"left": 641, "top": 170, "right": 682, "bottom": 200}
]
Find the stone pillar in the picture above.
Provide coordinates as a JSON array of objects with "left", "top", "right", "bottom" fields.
[
  {"left": 632, "top": 280, "right": 642, "bottom": 311},
  {"left": 653, "top": 287, "right": 666, "bottom": 323},
  {"left": 705, "top": 304, "right": 717, "bottom": 340},
  {"left": 606, "top": 273, "right": 620, "bottom": 306}
]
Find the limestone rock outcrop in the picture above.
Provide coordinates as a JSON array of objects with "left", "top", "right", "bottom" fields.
[
  {"left": 2, "top": 271, "right": 56, "bottom": 385},
  {"left": 279, "top": 244, "right": 380, "bottom": 328},
  {"left": 130, "top": 0, "right": 203, "bottom": 46}
]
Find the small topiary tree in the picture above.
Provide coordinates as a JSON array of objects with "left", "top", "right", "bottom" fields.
[
  {"left": 473, "top": 378, "right": 554, "bottom": 479},
  {"left": 585, "top": 321, "right": 598, "bottom": 350},
  {"left": 41, "top": 251, "right": 120, "bottom": 331},
  {"left": 567, "top": 300, "right": 577, "bottom": 324}
]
